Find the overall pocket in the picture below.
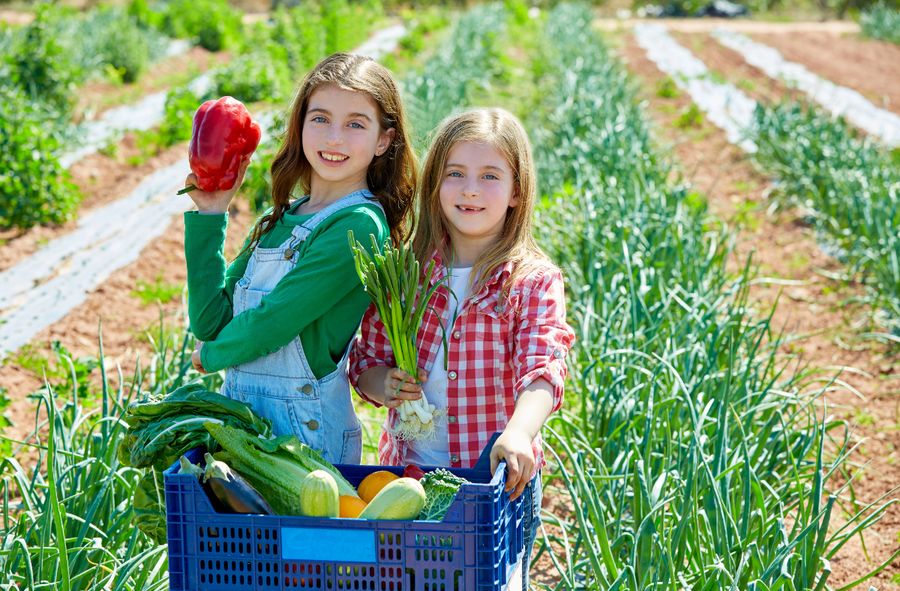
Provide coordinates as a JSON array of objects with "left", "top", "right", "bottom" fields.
[{"left": 339, "top": 424, "right": 363, "bottom": 464}]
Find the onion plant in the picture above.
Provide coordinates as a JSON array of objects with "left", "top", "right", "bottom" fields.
[
  {"left": 349, "top": 232, "right": 443, "bottom": 441},
  {"left": 518, "top": 4, "right": 897, "bottom": 589},
  {"left": 750, "top": 102, "right": 900, "bottom": 336}
]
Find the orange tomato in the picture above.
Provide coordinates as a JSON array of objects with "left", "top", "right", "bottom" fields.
[
  {"left": 357, "top": 470, "right": 400, "bottom": 502},
  {"left": 339, "top": 495, "right": 368, "bottom": 518}
]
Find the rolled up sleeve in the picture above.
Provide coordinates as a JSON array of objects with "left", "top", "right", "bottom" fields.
[
  {"left": 348, "top": 303, "right": 395, "bottom": 407},
  {"left": 512, "top": 268, "right": 575, "bottom": 412}
]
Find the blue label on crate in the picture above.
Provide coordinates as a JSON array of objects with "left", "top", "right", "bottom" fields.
[{"left": 281, "top": 527, "right": 377, "bottom": 563}]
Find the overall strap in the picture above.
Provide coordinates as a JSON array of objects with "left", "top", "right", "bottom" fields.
[{"left": 289, "top": 189, "right": 384, "bottom": 243}]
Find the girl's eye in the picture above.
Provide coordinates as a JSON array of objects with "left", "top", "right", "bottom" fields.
[
  {"left": 484, "top": 173, "right": 499, "bottom": 181},
  {"left": 348, "top": 121, "right": 365, "bottom": 129},
  {"left": 311, "top": 115, "right": 327, "bottom": 123},
  {"left": 447, "top": 171, "right": 463, "bottom": 178}
]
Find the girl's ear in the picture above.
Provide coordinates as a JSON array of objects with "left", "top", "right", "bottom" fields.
[
  {"left": 376, "top": 128, "right": 396, "bottom": 156},
  {"left": 508, "top": 185, "right": 520, "bottom": 208}
]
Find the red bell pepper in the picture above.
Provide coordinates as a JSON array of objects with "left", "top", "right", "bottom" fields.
[
  {"left": 403, "top": 464, "right": 425, "bottom": 480},
  {"left": 178, "top": 96, "right": 261, "bottom": 195}
]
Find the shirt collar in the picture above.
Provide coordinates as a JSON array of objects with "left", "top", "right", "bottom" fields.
[{"left": 428, "top": 249, "right": 514, "bottom": 305}]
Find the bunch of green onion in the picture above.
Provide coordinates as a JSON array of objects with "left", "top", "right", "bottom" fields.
[{"left": 348, "top": 231, "right": 444, "bottom": 441}]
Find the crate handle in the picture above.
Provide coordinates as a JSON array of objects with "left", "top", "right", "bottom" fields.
[{"left": 472, "top": 432, "right": 502, "bottom": 474}]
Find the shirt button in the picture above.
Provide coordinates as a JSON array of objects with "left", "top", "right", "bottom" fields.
[
  {"left": 448, "top": 415, "right": 457, "bottom": 423},
  {"left": 493, "top": 304, "right": 502, "bottom": 313},
  {"left": 553, "top": 349, "right": 564, "bottom": 359},
  {"left": 452, "top": 330, "right": 461, "bottom": 339},
  {"left": 448, "top": 371, "right": 457, "bottom": 380},
  {"left": 450, "top": 454, "right": 459, "bottom": 463},
  {"left": 306, "top": 420, "right": 319, "bottom": 430}
]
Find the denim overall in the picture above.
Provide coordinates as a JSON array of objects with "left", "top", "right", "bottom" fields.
[{"left": 221, "top": 189, "right": 382, "bottom": 465}]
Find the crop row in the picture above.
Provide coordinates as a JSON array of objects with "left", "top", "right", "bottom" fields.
[
  {"left": 750, "top": 103, "right": 900, "bottom": 335},
  {"left": 522, "top": 5, "right": 890, "bottom": 588}
]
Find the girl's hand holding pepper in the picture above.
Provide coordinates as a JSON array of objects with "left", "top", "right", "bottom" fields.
[
  {"left": 490, "top": 427, "right": 535, "bottom": 501},
  {"left": 382, "top": 367, "right": 428, "bottom": 408},
  {"left": 185, "top": 155, "right": 251, "bottom": 214}
]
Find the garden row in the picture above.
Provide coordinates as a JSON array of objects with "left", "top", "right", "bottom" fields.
[
  {"left": 749, "top": 103, "right": 900, "bottom": 336},
  {"left": 521, "top": 5, "right": 893, "bottom": 588}
]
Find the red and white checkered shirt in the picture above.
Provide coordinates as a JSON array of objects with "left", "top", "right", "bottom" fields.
[{"left": 348, "top": 251, "right": 575, "bottom": 470}]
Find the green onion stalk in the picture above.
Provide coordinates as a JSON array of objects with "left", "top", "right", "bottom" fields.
[{"left": 349, "top": 231, "right": 445, "bottom": 441}]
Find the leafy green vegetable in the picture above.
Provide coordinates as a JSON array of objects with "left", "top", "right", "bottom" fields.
[
  {"left": 206, "top": 422, "right": 358, "bottom": 516},
  {"left": 418, "top": 468, "right": 469, "bottom": 521},
  {"left": 118, "top": 382, "right": 271, "bottom": 470},
  {"left": 133, "top": 469, "right": 167, "bottom": 544}
]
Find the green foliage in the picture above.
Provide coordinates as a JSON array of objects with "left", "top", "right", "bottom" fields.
[
  {"left": 214, "top": 51, "right": 291, "bottom": 104},
  {"left": 0, "top": 87, "right": 82, "bottom": 229},
  {"left": 6, "top": 7, "right": 80, "bottom": 114},
  {"left": 418, "top": 468, "right": 468, "bottom": 521},
  {"left": 131, "top": 275, "right": 183, "bottom": 306},
  {"left": 93, "top": 11, "right": 151, "bottom": 83},
  {"left": 750, "top": 102, "right": 900, "bottom": 331},
  {"left": 655, "top": 75, "right": 680, "bottom": 98},
  {"left": 861, "top": 2, "right": 900, "bottom": 44},
  {"left": 160, "top": 0, "right": 242, "bottom": 51},
  {"left": 674, "top": 102, "right": 704, "bottom": 128},
  {"left": 159, "top": 85, "right": 204, "bottom": 147}
]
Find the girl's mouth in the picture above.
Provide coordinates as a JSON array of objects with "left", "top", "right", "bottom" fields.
[
  {"left": 319, "top": 151, "right": 349, "bottom": 164},
  {"left": 456, "top": 205, "right": 484, "bottom": 213}
]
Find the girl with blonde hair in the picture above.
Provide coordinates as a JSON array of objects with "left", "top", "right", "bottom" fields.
[{"left": 350, "top": 108, "right": 575, "bottom": 588}]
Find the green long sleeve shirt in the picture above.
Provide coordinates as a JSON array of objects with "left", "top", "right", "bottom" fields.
[{"left": 184, "top": 198, "right": 388, "bottom": 377}]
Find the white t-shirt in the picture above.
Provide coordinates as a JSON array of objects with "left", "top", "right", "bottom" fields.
[{"left": 404, "top": 266, "right": 472, "bottom": 466}]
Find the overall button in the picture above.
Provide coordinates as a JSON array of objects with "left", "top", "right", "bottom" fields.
[
  {"left": 296, "top": 384, "right": 314, "bottom": 395},
  {"left": 283, "top": 248, "right": 294, "bottom": 259},
  {"left": 305, "top": 420, "right": 320, "bottom": 430},
  {"left": 448, "top": 371, "right": 458, "bottom": 380}
]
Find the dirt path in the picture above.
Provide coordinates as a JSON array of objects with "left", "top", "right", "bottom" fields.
[
  {"left": 617, "top": 31, "right": 899, "bottom": 590},
  {"left": 595, "top": 18, "right": 860, "bottom": 34},
  {"left": 0, "top": 138, "right": 188, "bottom": 274},
  {"left": 671, "top": 31, "right": 802, "bottom": 104},
  {"left": 750, "top": 31, "right": 900, "bottom": 114}
]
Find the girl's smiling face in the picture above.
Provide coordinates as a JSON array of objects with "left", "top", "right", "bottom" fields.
[
  {"left": 302, "top": 84, "right": 394, "bottom": 198},
  {"left": 439, "top": 141, "right": 518, "bottom": 256}
]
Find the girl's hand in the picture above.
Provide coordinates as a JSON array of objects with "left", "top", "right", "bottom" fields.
[
  {"left": 383, "top": 368, "right": 428, "bottom": 408},
  {"left": 192, "top": 342, "right": 207, "bottom": 374},
  {"left": 183, "top": 155, "right": 252, "bottom": 213},
  {"left": 490, "top": 427, "right": 535, "bottom": 501}
]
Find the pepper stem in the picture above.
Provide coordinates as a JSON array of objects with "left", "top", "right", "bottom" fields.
[{"left": 177, "top": 184, "right": 197, "bottom": 195}]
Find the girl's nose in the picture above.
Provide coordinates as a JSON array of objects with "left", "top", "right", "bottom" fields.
[
  {"left": 326, "top": 125, "right": 343, "bottom": 144},
  {"left": 463, "top": 180, "right": 479, "bottom": 198}
]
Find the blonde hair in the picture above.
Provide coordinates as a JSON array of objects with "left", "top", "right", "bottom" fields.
[
  {"left": 412, "top": 108, "right": 549, "bottom": 295},
  {"left": 249, "top": 53, "right": 417, "bottom": 249}
]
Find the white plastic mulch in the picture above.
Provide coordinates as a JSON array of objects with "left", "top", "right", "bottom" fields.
[
  {"left": 633, "top": 23, "right": 759, "bottom": 153},
  {"left": 712, "top": 29, "right": 900, "bottom": 148},
  {"left": 0, "top": 26, "right": 405, "bottom": 359}
]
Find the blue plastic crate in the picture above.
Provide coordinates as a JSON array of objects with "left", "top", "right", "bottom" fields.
[{"left": 164, "top": 447, "right": 526, "bottom": 591}]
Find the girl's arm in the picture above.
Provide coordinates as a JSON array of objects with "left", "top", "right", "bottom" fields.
[
  {"left": 183, "top": 157, "right": 253, "bottom": 341},
  {"left": 491, "top": 267, "right": 576, "bottom": 500},
  {"left": 349, "top": 304, "right": 426, "bottom": 407},
  {"left": 490, "top": 380, "right": 554, "bottom": 501},
  {"left": 198, "top": 211, "right": 386, "bottom": 372}
]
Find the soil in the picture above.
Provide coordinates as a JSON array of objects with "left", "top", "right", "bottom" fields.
[
  {"left": 671, "top": 31, "right": 803, "bottom": 105},
  {"left": 749, "top": 31, "right": 900, "bottom": 115},
  {"left": 617, "top": 31, "right": 900, "bottom": 591},
  {"left": 594, "top": 18, "right": 861, "bottom": 34}
]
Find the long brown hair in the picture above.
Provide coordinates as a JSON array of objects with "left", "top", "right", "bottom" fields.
[
  {"left": 412, "top": 108, "right": 549, "bottom": 295},
  {"left": 248, "top": 53, "right": 416, "bottom": 249}
]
